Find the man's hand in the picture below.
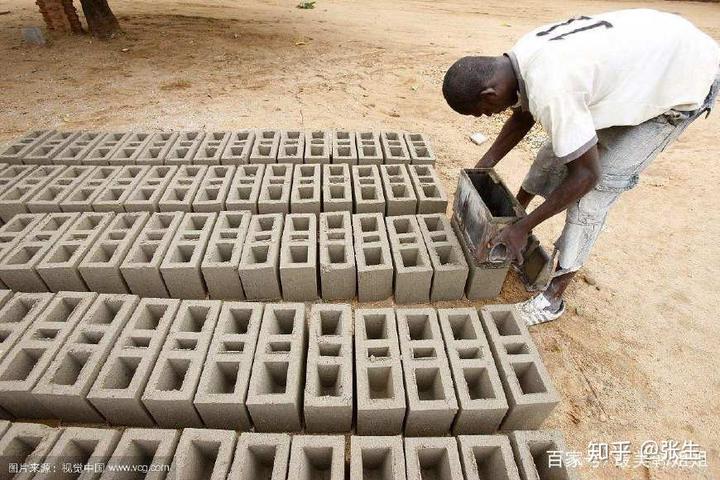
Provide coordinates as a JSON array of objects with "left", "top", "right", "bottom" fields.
[{"left": 487, "top": 221, "right": 529, "bottom": 265}]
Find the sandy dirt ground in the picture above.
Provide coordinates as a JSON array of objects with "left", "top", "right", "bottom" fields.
[{"left": 1, "top": 0, "right": 719, "bottom": 478}]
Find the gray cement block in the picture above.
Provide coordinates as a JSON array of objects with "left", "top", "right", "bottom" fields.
[
  {"left": 60, "top": 166, "right": 122, "bottom": 212},
  {"left": 194, "top": 131, "right": 232, "bottom": 165},
  {"left": 85, "top": 133, "right": 132, "bottom": 165},
  {"left": 160, "top": 212, "right": 217, "bottom": 299},
  {"left": 142, "top": 299, "right": 221, "bottom": 427},
  {"left": 457, "top": 435, "right": 521, "bottom": 480},
  {"left": 238, "top": 213, "right": 283, "bottom": 300},
  {"left": 304, "top": 130, "right": 331, "bottom": 164},
  {"left": 0, "top": 291, "right": 97, "bottom": 418},
  {"left": 509, "top": 430, "right": 579, "bottom": 480},
  {"left": 408, "top": 165, "right": 447, "bottom": 214},
  {"left": 279, "top": 214, "right": 318, "bottom": 301},
  {"left": 290, "top": 164, "right": 321, "bottom": 215},
  {"left": 246, "top": 303, "right": 306, "bottom": 432},
  {"left": 277, "top": 130, "right": 305, "bottom": 164},
  {"left": 53, "top": 132, "right": 106, "bottom": 165},
  {"left": 33, "top": 293, "right": 139, "bottom": 423},
  {"left": 404, "top": 437, "right": 464, "bottom": 480},
  {"left": 438, "top": 308, "right": 508, "bottom": 434},
  {"left": 124, "top": 165, "right": 177, "bottom": 212},
  {"left": 92, "top": 165, "right": 150, "bottom": 212},
  {"left": 87, "top": 298, "right": 180, "bottom": 426},
  {"left": 355, "top": 308, "right": 406, "bottom": 435},
  {"left": 322, "top": 164, "right": 352, "bottom": 213},
  {"left": 0, "top": 292, "right": 54, "bottom": 362},
  {"left": 480, "top": 305, "right": 560, "bottom": 430},
  {"left": 352, "top": 165, "right": 385, "bottom": 214},
  {"left": 78, "top": 212, "right": 150, "bottom": 293},
  {"left": 319, "top": 211, "right": 356, "bottom": 300},
  {"left": 201, "top": 211, "right": 251, "bottom": 300},
  {"left": 352, "top": 213, "right": 393, "bottom": 302},
  {"left": 228, "top": 432, "right": 291, "bottom": 480},
  {"left": 0, "top": 130, "right": 55, "bottom": 164},
  {"left": 23, "top": 131, "right": 80, "bottom": 164},
  {"left": 107, "top": 132, "right": 154, "bottom": 165},
  {"left": 356, "top": 131, "right": 383, "bottom": 165},
  {"left": 350, "top": 436, "right": 406, "bottom": 480},
  {"left": 396, "top": 308, "right": 458, "bottom": 436},
  {"left": 0, "top": 165, "right": 35, "bottom": 192},
  {"left": 101, "top": 428, "right": 180, "bottom": 480},
  {"left": 226, "top": 164, "right": 264, "bottom": 213},
  {"left": 194, "top": 301, "right": 263, "bottom": 430},
  {"left": 250, "top": 130, "right": 280, "bottom": 164},
  {"left": 0, "top": 214, "right": 47, "bottom": 271},
  {"left": 451, "top": 218, "right": 509, "bottom": 299},
  {"left": 157, "top": 165, "right": 207, "bottom": 212},
  {"left": 289, "top": 435, "right": 345, "bottom": 480},
  {"left": 136, "top": 132, "right": 179, "bottom": 165},
  {"left": 220, "top": 130, "right": 256, "bottom": 165},
  {"left": 0, "top": 422, "right": 62, "bottom": 479},
  {"left": 304, "top": 304, "right": 353, "bottom": 433},
  {"left": 192, "top": 165, "right": 235, "bottom": 212},
  {"left": 404, "top": 132, "right": 436, "bottom": 165},
  {"left": 380, "top": 164, "right": 417, "bottom": 216},
  {"left": 40, "top": 427, "right": 121, "bottom": 480},
  {"left": 257, "top": 164, "right": 292, "bottom": 214},
  {"left": 385, "top": 216, "right": 432, "bottom": 304},
  {"left": 331, "top": 129, "right": 358, "bottom": 166},
  {"left": 417, "top": 214, "right": 469, "bottom": 302},
  {"left": 27, "top": 165, "right": 95, "bottom": 212},
  {"left": 164, "top": 131, "right": 206, "bottom": 165},
  {"left": 120, "top": 212, "right": 183, "bottom": 298},
  {"left": 168, "top": 428, "right": 236, "bottom": 480},
  {"left": 0, "top": 165, "right": 66, "bottom": 221},
  {"left": 380, "top": 131, "right": 411, "bottom": 165}
]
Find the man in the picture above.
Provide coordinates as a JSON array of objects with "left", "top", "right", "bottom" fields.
[{"left": 442, "top": 9, "right": 719, "bottom": 325}]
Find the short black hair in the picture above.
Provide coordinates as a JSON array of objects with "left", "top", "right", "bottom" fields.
[{"left": 442, "top": 56, "right": 498, "bottom": 114}]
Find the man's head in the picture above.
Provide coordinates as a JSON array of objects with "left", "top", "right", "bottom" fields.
[{"left": 442, "top": 56, "right": 518, "bottom": 117}]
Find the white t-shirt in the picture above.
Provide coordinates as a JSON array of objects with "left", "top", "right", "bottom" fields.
[{"left": 508, "top": 9, "right": 720, "bottom": 162}]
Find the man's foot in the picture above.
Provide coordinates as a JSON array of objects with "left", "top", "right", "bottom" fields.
[{"left": 515, "top": 292, "right": 565, "bottom": 326}]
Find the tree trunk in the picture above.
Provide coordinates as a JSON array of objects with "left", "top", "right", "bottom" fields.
[{"left": 79, "top": 0, "right": 120, "bottom": 39}]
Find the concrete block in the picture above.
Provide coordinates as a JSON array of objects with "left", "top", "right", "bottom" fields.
[
  {"left": 85, "top": 133, "right": 132, "bottom": 165},
  {"left": 101, "top": 428, "right": 180, "bottom": 480},
  {"left": 120, "top": 212, "right": 183, "bottom": 298},
  {"left": 0, "top": 214, "right": 47, "bottom": 272},
  {"left": 279, "top": 214, "right": 317, "bottom": 301},
  {"left": 0, "top": 130, "right": 55, "bottom": 164},
  {"left": 53, "top": 132, "right": 106, "bottom": 165},
  {"left": 194, "top": 301, "right": 263, "bottom": 430},
  {"left": 0, "top": 165, "right": 66, "bottom": 221},
  {"left": 356, "top": 131, "right": 383, "bottom": 165},
  {"left": 304, "top": 304, "right": 353, "bottom": 433},
  {"left": 385, "top": 216, "right": 432, "bottom": 304},
  {"left": 124, "top": 165, "right": 177, "bottom": 212},
  {"left": 160, "top": 212, "right": 217, "bottom": 299},
  {"left": 404, "top": 132, "right": 436, "bottom": 165},
  {"left": 331, "top": 129, "right": 358, "bottom": 166},
  {"left": 166, "top": 131, "right": 206, "bottom": 165},
  {"left": 288, "top": 435, "right": 345, "bottom": 480},
  {"left": 220, "top": 130, "right": 256, "bottom": 165},
  {"left": 352, "top": 165, "right": 385, "bottom": 214},
  {"left": 226, "top": 164, "right": 265, "bottom": 213},
  {"left": 417, "top": 214, "right": 469, "bottom": 302},
  {"left": 246, "top": 303, "right": 306, "bottom": 432},
  {"left": 40, "top": 427, "right": 121, "bottom": 479},
  {"left": 457, "top": 435, "right": 521, "bottom": 480},
  {"left": 290, "top": 164, "right": 321, "bottom": 215},
  {"left": 23, "top": 131, "right": 80, "bottom": 164},
  {"left": 277, "top": 130, "right": 305, "bottom": 164},
  {"left": 136, "top": 132, "right": 179, "bottom": 165},
  {"left": 396, "top": 308, "right": 458, "bottom": 436},
  {"left": 355, "top": 308, "right": 405, "bottom": 435},
  {"left": 192, "top": 165, "right": 235, "bottom": 212},
  {"left": 0, "top": 422, "right": 62, "bottom": 478},
  {"left": 380, "top": 131, "right": 411, "bottom": 165},
  {"left": 157, "top": 165, "right": 207, "bottom": 212},
  {"left": 107, "top": 132, "right": 154, "bottom": 165},
  {"left": 438, "top": 308, "right": 508, "bottom": 434},
  {"left": 201, "top": 211, "right": 251, "bottom": 300},
  {"left": 87, "top": 298, "right": 180, "bottom": 426},
  {"left": 36, "top": 212, "right": 114, "bottom": 291},
  {"left": 194, "top": 131, "right": 232, "bottom": 165},
  {"left": 0, "top": 291, "right": 97, "bottom": 418},
  {"left": 238, "top": 214, "right": 283, "bottom": 300},
  {"left": 60, "top": 166, "right": 122, "bottom": 212},
  {"left": 404, "top": 437, "right": 464, "bottom": 480},
  {"left": 0, "top": 292, "right": 54, "bottom": 362},
  {"left": 228, "top": 432, "right": 291, "bottom": 480},
  {"left": 322, "top": 164, "right": 352, "bottom": 213},
  {"left": 304, "top": 130, "right": 331, "bottom": 164},
  {"left": 93, "top": 166, "right": 150, "bottom": 212},
  {"left": 451, "top": 218, "right": 509, "bottom": 299},
  {"left": 408, "top": 165, "right": 447, "bottom": 214},
  {"left": 250, "top": 129, "right": 280, "bottom": 164},
  {"left": 79, "top": 212, "right": 150, "bottom": 293},
  {"left": 257, "top": 164, "right": 292, "bottom": 214},
  {"left": 509, "top": 431, "right": 579, "bottom": 480},
  {"left": 27, "top": 165, "right": 96, "bottom": 213},
  {"left": 350, "top": 436, "right": 406, "bottom": 480},
  {"left": 168, "top": 428, "right": 236, "bottom": 480},
  {"left": 352, "top": 213, "right": 393, "bottom": 302},
  {"left": 319, "top": 211, "right": 356, "bottom": 300},
  {"left": 142, "top": 299, "right": 221, "bottom": 427},
  {"left": 480, "top": 305, "right": 560, "bottom": 430},
  {"left": 0, "top": 165, "right": 35, "bottom": 192},
  {"left": 33, "top": 294, "right": 139, "bottom": 423},
  {"left": 380, "top": 164, "right": 417, "bottom": 216}
]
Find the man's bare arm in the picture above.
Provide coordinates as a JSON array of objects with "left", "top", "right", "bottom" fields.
[{"left": 476, "top": 109, "right": 535, "bottom": 168}]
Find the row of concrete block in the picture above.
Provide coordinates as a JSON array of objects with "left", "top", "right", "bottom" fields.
[
  {"left": 0, "top": 129, "right": 436, "bottom": 166},
  {"left": 0, "top": 292, "right": 559, "bottom": 435},
  {"left": 0, "top": 210, "right": 490, "bottom": 303},
  {"left": 0, "top": 421, "right": 578, "bottom": 480},
  {"left": 0, "top": 162, "right": 447, "bottom": 223}
]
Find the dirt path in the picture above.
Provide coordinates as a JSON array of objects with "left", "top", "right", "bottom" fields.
[{"left": 1, "top": 0, "right": 719, "bottom": 478}]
